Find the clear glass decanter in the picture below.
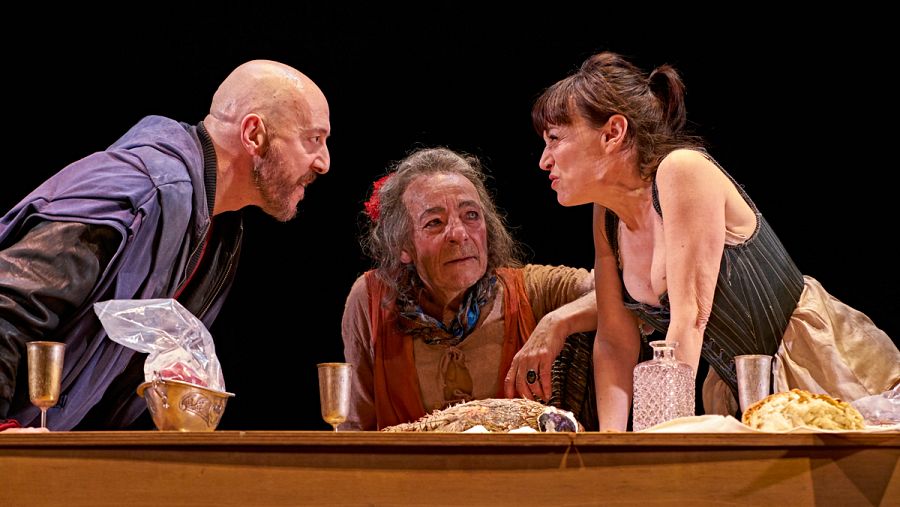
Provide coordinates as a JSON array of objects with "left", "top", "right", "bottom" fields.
[{"left": 631, "top": 340, "right": 695, "bottom": 431}]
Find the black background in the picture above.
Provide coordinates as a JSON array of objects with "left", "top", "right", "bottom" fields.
[{"left": 4, "top": 8, "right": 897, "bottom": 429}]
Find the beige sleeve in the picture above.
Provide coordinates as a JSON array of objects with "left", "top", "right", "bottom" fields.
[
  {"left": 522, "top": 264, "right": 593, "bottom": 321},
  {"left": 340, "top": 274, "right": 377, "bottom": 431}
]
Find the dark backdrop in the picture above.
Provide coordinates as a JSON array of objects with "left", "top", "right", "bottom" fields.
[{"left": 4, "top": 9, "right": 896, "bottom": 429}]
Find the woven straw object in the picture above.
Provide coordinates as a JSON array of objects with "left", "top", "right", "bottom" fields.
[{"left": 383, "top": 332, "right": 598, "bottom": 432}]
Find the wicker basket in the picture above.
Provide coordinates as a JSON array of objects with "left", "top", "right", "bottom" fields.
[{"left": 548, "top": 331, "right": 598, "bottom": 430}]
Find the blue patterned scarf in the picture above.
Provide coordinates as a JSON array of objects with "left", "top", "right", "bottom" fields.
[{"left": 398, "top": 274, "right": 497, "bottom": 346}]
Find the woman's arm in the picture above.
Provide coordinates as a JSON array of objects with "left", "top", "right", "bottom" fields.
[
  {"left": 655, "top": 150, "right": 729, "bottom": 376},
  {"left": 504, "top": 269, "right": 596, "bottom": 401},
  {"left": 592, "top": 205, "right": 642, "bottom": 431}
]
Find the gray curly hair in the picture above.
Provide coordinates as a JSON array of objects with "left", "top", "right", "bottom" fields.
[{"left": 362, "top": 147, "right": 523, "bottom": 300}]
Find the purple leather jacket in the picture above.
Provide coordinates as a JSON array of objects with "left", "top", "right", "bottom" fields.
[{"left": 0, "top": 116, "right": 242, "bottom": 429}]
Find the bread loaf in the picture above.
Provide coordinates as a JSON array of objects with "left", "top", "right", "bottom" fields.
[{"left": 742, "top": 389, "right": 865, "bottom": 431}]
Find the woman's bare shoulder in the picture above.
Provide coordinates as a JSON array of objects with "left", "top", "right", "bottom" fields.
[{"left": 657, "top": 149, "right": 728, "bottom": 190}]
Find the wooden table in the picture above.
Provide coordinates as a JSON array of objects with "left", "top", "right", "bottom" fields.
[{"left": 1, "top": 431, "right": 897, "bottom": 506}]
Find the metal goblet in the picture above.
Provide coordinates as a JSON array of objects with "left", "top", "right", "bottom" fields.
[
  {"left": 735, "top": 354, "right": 773, "bottom": 415},
  {"left": 317, "top": 362, "right": 351, "bottom": 431},
  {"left": 27, "top": 341, "right": 66, "bottom": 430}
]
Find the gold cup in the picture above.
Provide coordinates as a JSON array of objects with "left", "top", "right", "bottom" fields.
[
  {"left": 137, "top": 378, "right": 234, "bottom": 432},
  {"left": 317, "top": 362, "right": 351, "bottom": 431},
  {"left": 27, "top": 341, "right": 66, "bottom": 429}
]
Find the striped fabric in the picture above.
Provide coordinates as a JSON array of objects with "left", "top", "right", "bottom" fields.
[{"left": 605, "top": 159, "right": 804, "bottom": 398}]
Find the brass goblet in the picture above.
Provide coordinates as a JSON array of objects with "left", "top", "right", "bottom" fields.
[
  {"left": 27, "top": 341, "right": 66, "bottom": 429},
  {"left": 317, "top": 362, "right": 351, "bottom": 431}
]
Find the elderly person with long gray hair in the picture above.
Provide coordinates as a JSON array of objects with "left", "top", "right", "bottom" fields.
[{"left": 340, "top": 147, "right": 597, "bottom": 430}]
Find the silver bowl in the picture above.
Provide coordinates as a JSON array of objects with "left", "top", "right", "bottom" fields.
[{"left": 137, "top": 378, "right": 234, "bottom": 432}]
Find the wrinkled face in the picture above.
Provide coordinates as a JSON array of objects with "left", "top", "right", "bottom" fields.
[
  {"left": 400, "top": 173, "right": 489, "bottom": 301},
  {"left": 538, "top": 114, "right": 607, "bottom": 207},
  {"left": 253, "top": 93, "right": 331, "bottom": 222}
]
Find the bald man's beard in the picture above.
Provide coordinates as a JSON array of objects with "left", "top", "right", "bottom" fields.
[{"left": 252, "top": 145, "right": 300, "bottom": 222}]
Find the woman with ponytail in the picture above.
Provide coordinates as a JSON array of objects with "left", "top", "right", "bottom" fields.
[{"left": 532, "top": 52, "right": 899, "bottom": 430}]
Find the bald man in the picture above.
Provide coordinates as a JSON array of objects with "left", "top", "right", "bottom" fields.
[{"left": 0, "top": 60, "right": 330, "bottom": 431}]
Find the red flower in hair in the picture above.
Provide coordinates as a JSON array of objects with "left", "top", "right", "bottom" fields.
[{"left": 364, "top": 174, "right": 392, "bottom": 222}]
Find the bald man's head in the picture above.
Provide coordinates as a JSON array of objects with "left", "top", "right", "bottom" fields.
[
  {"left": 209, "top": 60, "right": 327, "bottom": 135},
  {"left": 204, "top": 60, "right": 331, "bottom": 219}
]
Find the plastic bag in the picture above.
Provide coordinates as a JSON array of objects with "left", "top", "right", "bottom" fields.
[
  {"left": 850, "top": 384, "right": 900, "bottom": 426},
  {"left": 94, "top": 299, "right": 225, "bottom": 392}
]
